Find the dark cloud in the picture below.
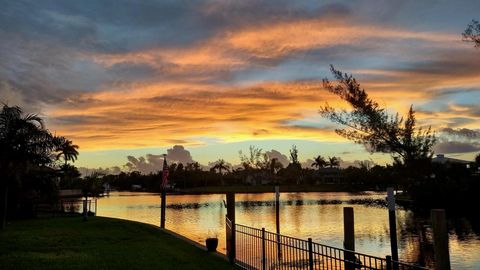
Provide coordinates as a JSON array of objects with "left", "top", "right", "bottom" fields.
[
  {"left": 434, "top": 141, "right": 480, "bottom": 154},
  {"left": 166, "top": 145, "right": 194, "bottom": 164},
  {"left": 435, "top": 128, "right": 480, "bottom": 154},
  {"left": 440, "top": 128, "right": 480, "bottom": 139},
  {"left": 49, "top": 115, "right": 106, "bottom": 125},
  {"left": 124, "top": 154, "right": 164, "bottom": 174},
  {"left": 107, "top": 62, "right": 158, "bottom": 81},
  {"left": 121, "top": 146, "right": 196, "bottom": 174},
  {"left": 265, "top": 150, "right": 289, "bottom": 167},
  {"left": 0, "top": 1, "right": 351, "bottom": 54},
  {"left": 253, "top": 129, "right": 269, "bottom": 136},
  {"left": 0, "top": 1, "right": 203, "bottom": 53}
]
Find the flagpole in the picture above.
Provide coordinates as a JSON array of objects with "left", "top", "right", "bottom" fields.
[{"left": 160, "top": 154, "right": 167, "bottom": 229}]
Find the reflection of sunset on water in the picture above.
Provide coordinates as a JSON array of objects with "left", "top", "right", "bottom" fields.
[{"left": 98, "top": 192, "right": 479, "bottom": 269}]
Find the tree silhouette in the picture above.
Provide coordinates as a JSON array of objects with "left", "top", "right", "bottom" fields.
[
  {"left": 268, "top": 158, "right": 284, "bottom": 174},
  {"left": 56, "top": 138, "right": 79, "bottom": 165},
  {"left": 0, "top": 104, "right": 63, "bottom": 228},
  {"left": 239, "top": 145, "right": 264, "bottom": 170},
  {"left": 320, "top": 65, "right": 436, "bottom": 168},
  {"left": 186, "top": 162, "right": 201, "bottom": 172},
  {"left": 311, "top": 155, "right": 327, "bottom": 169},
  {"left": 289, "top": 145, "right": 300, "bottom": 165},
  {"left": 211, "top": 159, "right": 230, "bottom": 175},
  {"left": 463, "top": 19, "right": 480, "bottom": 48},
  {"left": 327, "top": 156, "right": 340, "bottom": 168},
  {"left": 211, "top": 159, "right": 230, "bottom": 186}
]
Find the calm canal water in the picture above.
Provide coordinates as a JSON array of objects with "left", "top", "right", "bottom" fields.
[{"left": 97, "top": 191, "right": 479, "bottom": 269}]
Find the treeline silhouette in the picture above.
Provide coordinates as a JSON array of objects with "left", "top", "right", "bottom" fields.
[{"left": 83, "top": 148, "right": 480, "bottom": 211}]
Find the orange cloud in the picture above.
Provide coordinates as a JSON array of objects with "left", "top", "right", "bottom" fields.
[{"left": 45, "top": 18, "right": 478, "bottom": 151}]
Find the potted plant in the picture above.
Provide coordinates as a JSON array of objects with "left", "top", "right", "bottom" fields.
[{"left": 206, "top": 230, "right": 218, "bottom": 252}]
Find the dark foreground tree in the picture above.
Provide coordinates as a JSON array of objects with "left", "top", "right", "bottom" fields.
[
  {"left": 0, "top": 104, "right": 69, "bottom": 228},
  {"left": 463, "top": 19, "right": 480, "bottom": 48},
  {"left": 320, "top": 66, "right": 436, "bottom": 170}
]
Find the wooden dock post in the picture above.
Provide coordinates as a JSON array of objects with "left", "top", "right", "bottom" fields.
[
  {"left": 344, "top": 207, "right": 355, "bottom": 270},
  {"left": 160, "top": 189, "right": 166, "bottom": 228},
  {"left": 226, "top": 192, "right": 236, "bottom": 264},
  {"left": 83, "top": 197, "right": 88, "bottom": 221},
  {"left": 387, "top": 187, "right": 399, "bottom": 269},
  {"left": 431, "top": 209, "right": 450, "bottom": 270}
]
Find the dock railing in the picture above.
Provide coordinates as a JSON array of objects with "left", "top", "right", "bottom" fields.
[{"left": 229, "top": 218, "right": 427, "bottom": 270}]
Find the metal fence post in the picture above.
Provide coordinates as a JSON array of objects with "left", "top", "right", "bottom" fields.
[
  {"left": 386, "top": 255, "right": 392, "bottom": 270},
  {"left": 308, "top": 238, "right": 314, "bottom": 270},
  {"left": 262, "top": 228, "right": 266, "bottom": 270},
  {"left": 275, "top": 185, "right": 282, "bottom": 259}
]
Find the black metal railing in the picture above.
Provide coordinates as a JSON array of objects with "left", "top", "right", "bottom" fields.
[{"left": 233, "top": 222, "right": 427, "bottom": 270}]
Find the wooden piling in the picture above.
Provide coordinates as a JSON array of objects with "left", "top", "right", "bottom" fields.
[
  {"left": 160, "top": 189, "right": 166, "bottom": 228},
  {"left": 344, "top": 207, "right": 355, "bottom": 270},
  {"left": 83, "top": 197, "right": 88, "bottom": 221},
  {"left": 226, "top": 192, "right": 235, "bottom": 222},
  {"left": 387, "top": 187, "right": 399, "bottom": 269},
  {"left": 431, "top": 209, "right": 450, "bottom": 270},
  {"left": 226, "top": 192, "right": 236, "bottom": 263}
]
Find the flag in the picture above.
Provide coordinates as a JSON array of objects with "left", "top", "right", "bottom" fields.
[{"left": 161, "top": 156, "right": 169, "bottom": 189}]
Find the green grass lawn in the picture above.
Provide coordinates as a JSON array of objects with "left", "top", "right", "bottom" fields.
[{"left": 0, "top": 216, "right": 233, "bottom": 270}]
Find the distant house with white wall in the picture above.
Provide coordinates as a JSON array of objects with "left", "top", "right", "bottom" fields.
[{"left": 432, "top": 154, "right": 470, "bottom": 165}]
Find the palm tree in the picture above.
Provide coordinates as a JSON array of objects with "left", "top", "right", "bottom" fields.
[
  {"left": 56, "top": 138, "right": 79, "bottom": 165},
  {"left": 186, "top": 161, "right": 202, "bottom": 172},
  {"left": 212, "top": 159, "right": 229, "bottom": 175},
  {"left": 0, "top": 105, "right": 57, "bottom": 228},
  {"left": 327, "top": 156, "right": 340, "bottom": 168},
  {"left": 212, "top": 159, "right": 230, "bottom": 186},
  {"left": 311, "top": 155, "right": 327, "bottom": 170}
]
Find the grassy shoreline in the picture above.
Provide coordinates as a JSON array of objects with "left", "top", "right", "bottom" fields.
[{"left": 0, "top": 216, "right": 233, "bottom": 270}]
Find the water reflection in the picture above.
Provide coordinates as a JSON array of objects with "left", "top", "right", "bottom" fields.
[{"left": 97, "top": 192, "right": 480, "bottom": 269}]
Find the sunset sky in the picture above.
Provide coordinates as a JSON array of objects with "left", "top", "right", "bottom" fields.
[{"left": 1, "top": 1, "right": 479, "bottom": 173}]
